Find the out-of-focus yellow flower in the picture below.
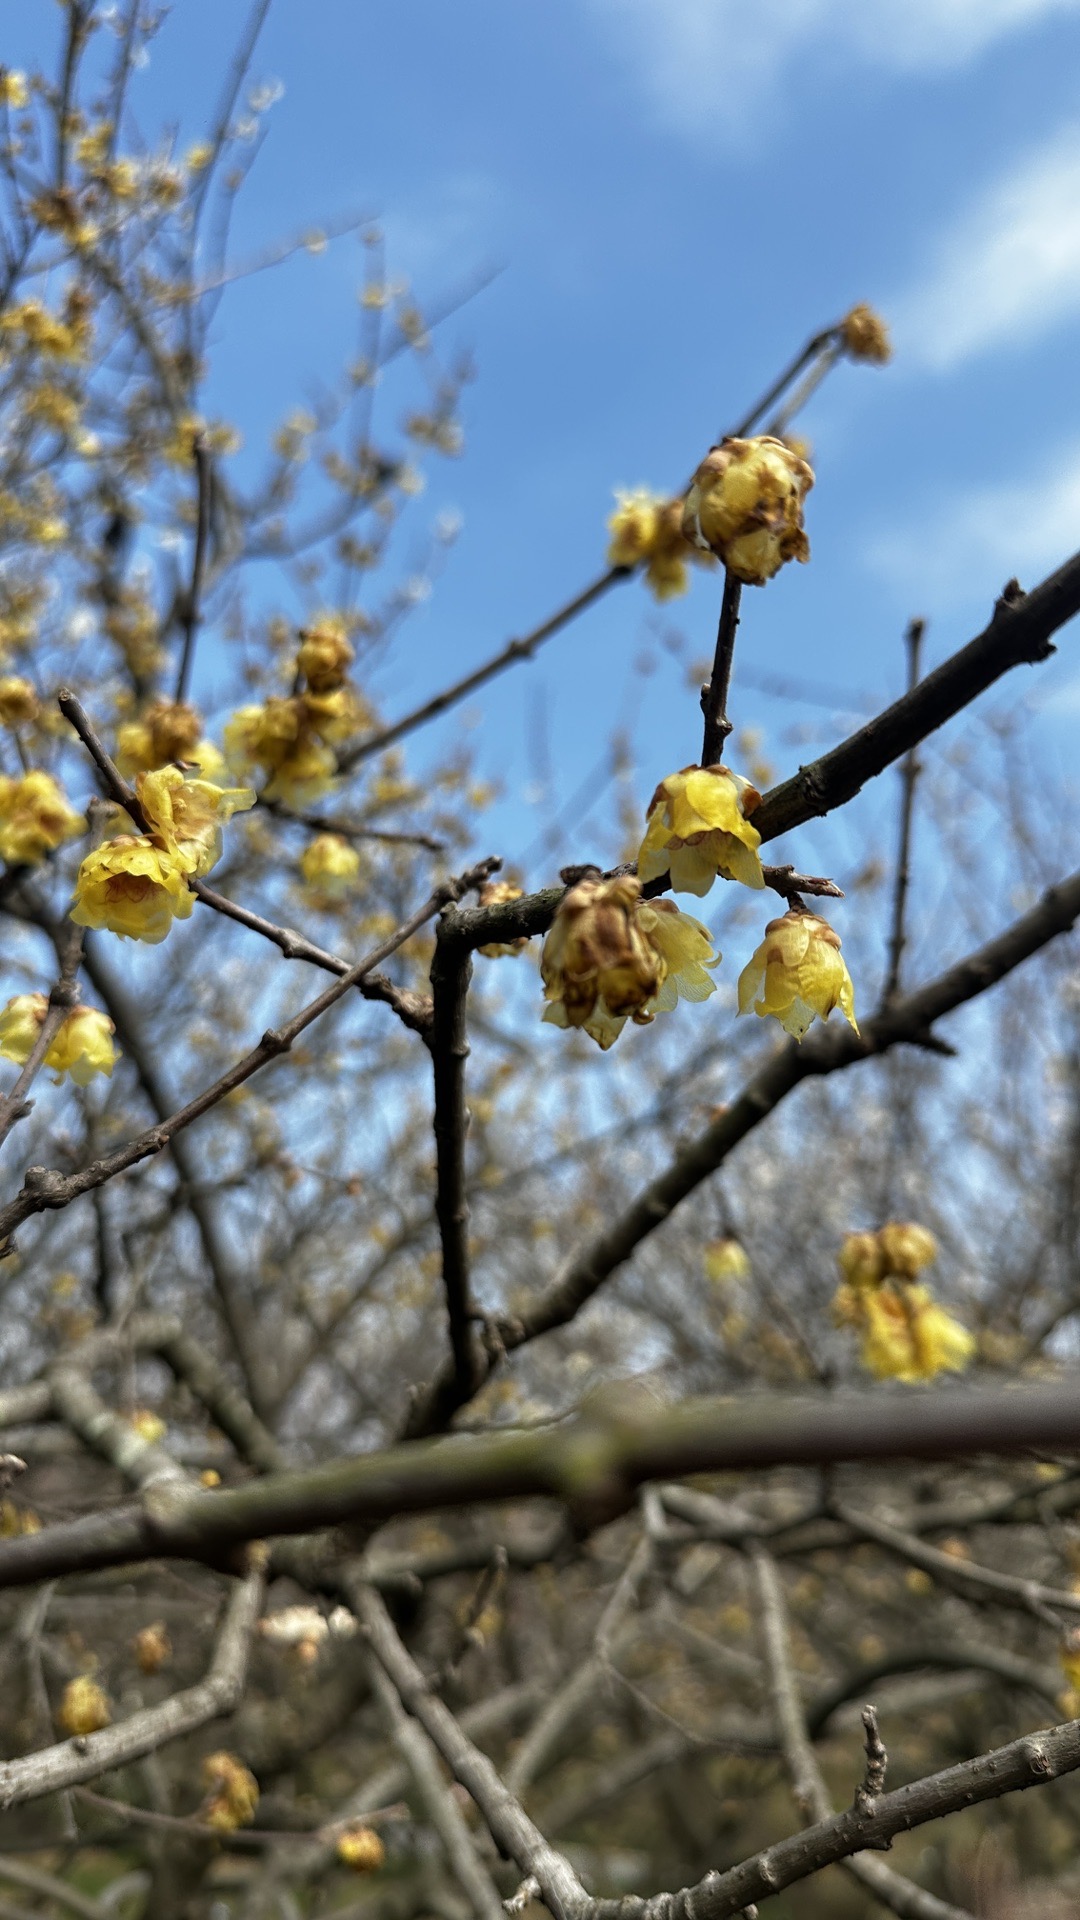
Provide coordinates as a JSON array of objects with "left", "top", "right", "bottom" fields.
[
  {"left": 737, "top": 909, "right": 858, "bottom": 1041},
  {"left": 704, "top": 1238, "right": 751, "bottom": 1284},
  {"left": 0, "top": 1499, "right": 40, "bottom": 1536},
  {"left": 115, "top": 698, "right": 204, "bottom": 775},
  {"left": 133, "top": 1623, "right": 171, "bottom": 1674},
  {"left": 0, "top": 995, "right": 118, "bottom": 1086},
  {"left": 0, "top": 770, "right": 85, "bottom": 867},
  {"left": 477, "top": 879, "right": 528, "bottom": 958},
  {"left": 136, "top": 765, "right": 255, "bottom": 878},
  {"left": 202, "top": 1751, "right": 259, "bottom": 1832},
  {"left": 184, "top": 140, "right": 214, "bottom": 172},
  {"left": 607, "top": 490, "right": 699, "bottom": 602},
  {"left": 129, "top": 1408, "right": 166, "bottom": 1444},
  {"left": 58, "top": 1676, "right": 111, "bottom": 1737},
  {"left": 337, "top": 1825, "right": 386, "bottom": 1874},
  {"left": 0, "top": 70, "right": 28, "bottom": 110},
  {"left": 298, "top": 622, "right": 354, "bottom": 692},
  {"left": 683, "top": 436, "right": 814, "bottom": 585},
  {"left": 878, "top": 1221, "right": 938, "bottom": 1278},
  {"left": 299, "top": 832, "right": 361, "bottom": 897},
  {"left": 638, "top": 764, "right": 764, "bottom": 896},
  {"left": 0, "top": 675, "right": 39, "bottom": 725},
  {"left": 833, "top": 1278, "right": 975, "bottom": 1383},
  {"left": 840, "top": 303, "right": 891, "bottom": 364},
  {"left": 301, "top": 686, "right": 368, "bottom": 744},
  {"left": 200, "top": 1468, "right": 221, "bottom": 1488},
  {"left": 635, "top": 897, "right": 719, "bottom": 1009},
  {"left": 0, "top": 297, "right": 89, "bottom": 364},
  {"left": 71, "top": 836, "right": 195, "bottom": 943},
  {"left": 1060, "top": 1630, "right": 1080, "bottom": 1694},
  {"left": 541, "top": 874, "right": 663, "bottom": 1051},
  {"left": 268, "top": 737, "right": 337, "bottom": 807},
  {"left": 224, "top": 698, "right": 337, "bottom": 806},
  {"left": 837, "top": 1230, "right": 885, "bottom": 1290}
]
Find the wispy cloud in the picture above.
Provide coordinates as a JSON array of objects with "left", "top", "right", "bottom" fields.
[
  {"left": 587, "top": 0, "right": 1080, "bottom": 134},
  {"left": 891, "top": 123, "right": 1080, "bottom": 369},
  {"left": 867, "top": 438, "right": 1080, "bottom": 606}
]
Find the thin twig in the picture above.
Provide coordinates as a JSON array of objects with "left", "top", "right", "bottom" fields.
[
  {"left": 700, "top": 569, "right": 743, "bottom": 766},
  {"left": 430, "top": 916, "right": 479, "bottom": 1416},
  {"left": 833, "top": 1501, "right": 1080, "bottom": 1627},
  {"left": 174, "top": 433, "right": 213, "bottom": 703},
  {"left": 728, "top": 325, "right": 840, "bottom": 438},
  {"left": 881, "top": 617, "right": 926, "bottom": 1007}
]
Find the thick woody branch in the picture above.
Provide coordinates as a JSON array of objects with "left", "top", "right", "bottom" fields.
[
  {"left": 49, "top": 1364, "right": 191, "bottom": 1491},
  {"left": 0, "top": 1562, "right": 264, "bottom": 1809},
  {"left": 430, "top": 918, "right": 481, "bottom": 1415}
]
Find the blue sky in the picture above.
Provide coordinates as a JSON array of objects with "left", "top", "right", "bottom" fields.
[{"left": 11, "top": 0, "right": 1080, "bottom": 889}]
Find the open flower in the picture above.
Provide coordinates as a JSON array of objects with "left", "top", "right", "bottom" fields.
[
  {"left": 0, "top": 770, "right": 85, "bottom": 866},
  {"left": 299, "top": 832, "right": 361, "bottom": 897},
  {"left": 877, "top": 1220, "right": 938, "bottom": 1278},
  {"left": 136, "top": 765, "right": 255, "bottom": 878},
  {"left": 607, "top": 490, "right": 700, "bottom": 602},
  {"left": 298, "top": 622, "right": 354, "bottom": 691},
  {"left": 682, "top": 436, "right": 813, "bottom": 585},
  {"left": 840, "top": 303, "right": 891, "bottom": 364},
  {"left": 0, "top": 675, "right": 39, "bottom": 725},
  {"left": 201, "top": 1751, "right": 259, "bottom": 1832},
  {"left": 635, "top": 898, "right": 719, "bottom": 1009},
  {"left": 0, "top": 994, "right": 119, "bottom": 1086},
  {"left": 115, "top": 698, "right": 204, "bottom": 775},
  {"left": 833, "top": 1279, "right": 974, "bottom": 1383},
  {"left": 542, "top": 874, "right": 663, "bottom": 1050},
  {"left": 224, "top": 697, "right": 337, "bottom": 806},
  {"left": 71, "top": 836, "right": 196, "bottom": 943},
  {"left": 737, "top": 909, "right": 857, "bottom": 1041},
  {"left": 638, "top": 765, "right": 764, "bottom": 896}
]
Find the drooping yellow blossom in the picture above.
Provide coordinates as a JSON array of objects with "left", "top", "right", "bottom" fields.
[
  {"left": 224, "top": 697, "right": 338, "bottom": 806},
  {"left": 0, "top": 771, "right": 85, "bottom": 867},
  {"left": 202, "top": 1751, "right": 259, "bottom": 1832},
  {"left": 0, "top": 994, "right": 119, "bottom": 1086},
  {"left": 135, "top": 765, "right": 255, "bottom": 878},
  {"left": 0, "top": 677, "right": 39, "bottom": 726},
  {"left": 638, "top": 764, "right": 764, "bottom": 896},
  {"left": 298, "top": 622, "right": 354, "bottom": 692},
  {"left": 832, "top": 1278, "right": 975, "bottom": 1383},
  {"left": 0, "top": 69, "right": 29, "bottom": 110},
  {"left": 840, "top": 303, "right": 892, "bottom": 364},
  {"left": 299, "top": 832, "right": 361, "bottom": 897},
  {"left": 70, "top": 836, "right": 196, "bottom": 943},
  {"left": 115, "top": 698, "right": 204, "bottom": 775},
  {"left": 58, "top": 1676, "right": 111, "bottom": 1737},
  {"left": 737, "top": 909, "right": 858, "bottom": 1041},
  {"left": 704, "top": 1238, "right": 751, "bottom": 1284},
  {"left": 607, "top": 489, "right": 701, "bottom": 602},
  {"left": 541, "top": 873, "right": 663, "bottom": 1051},
  {"left": 635, "top": 898, "right": 719, "bottom": 1009},
  {"left": 683, "top": 436, "right": 814, "bottom": 585},
  {"left": 477, "top": 879, "right": 528, "bottom": 958},
  {"left": 133, "top": 1622, "right": 172, "bottom": 1674},
  {"left": 877, "top": 1220, "right": 938, "bottom": 1278},
  {"left": 337, "top": 1826, "right": 387, "bottom": 1874}
]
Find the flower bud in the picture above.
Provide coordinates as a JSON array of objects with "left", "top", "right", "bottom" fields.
[
  {"left": 132, "top": 1622, "right": 171, "bottom": 1674},
  {"left": 840, "top": 303, "right": 891, "bottom": 364},
  {"left": 337, "top": 1825, "right": 386, "bottom": 1873},
  {"left": 58, "top": 1675, "right": 111, "bottom": 1737},
  {"left": 541, "top": 874, "right": 663, "bottom": 1051},
  {"left": 877, "top": 1221, "right": 938, "bottom": 1278},
  {"left": 682, "top": 436, "right": 813, "bottom": 585},
  {"left": 298, "top": 622, "right": 355, "bottom": 692}
]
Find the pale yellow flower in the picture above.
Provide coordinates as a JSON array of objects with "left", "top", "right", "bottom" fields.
[
  {"left": 0, "top": 770, "right": 85, "bottom": 866},
  {"left": 840, "top": 303, "right": 891, "bottom": 364},
  {"left": 58, "top": 1676, "right": 111, "bottom": 1737},
  {"left": 638, "top": 765, "right": 764, "bottom": 896},
  {"left": 224, "top": 698, "right": 337, "bottom": 805},
  {"left": 0, "top": 70, "right": 28, "bottom": 110},
  {"left": 704, "top": 1238, "right": 751, "bottom": 1284},
  {"left": 683, "top": 436, "right": 814, "bottom": 585},
  {"left": 878, "top": 1220, "right": 938, "bottom": 1278},
  {"left": 0, "top": 1000, "right": 104, "bottom": 1087},
  {"left": 298, "top": 622, "right": 354, "bottom": 692},
  {"left": 837, "top": 1230, "right": 885, "bottom": 1290},
  {"left": 301, "top": 685, "right": 368, "bottom": 744},
  {"left": 541, "top": 873, "right": 663, "bottom": 1051},
  {"left": 70, "top": 836, "right": 196, "bottom": 943},
  {"left": 737, "top": 909, "right": 857, "bottom": 1041},
  {"left": 115, "top": 698, "right": 203, "bottom": 776},
  {"left": 132, "top": 1622, "right": 171, "bottom": 1674},
  {"left": 636, "top": 897, "right": 719, "bottom": 1009},
  {"left": 0, "top": 675, "right": 39, "bottom": 725},
  {"left": 202, "top": 1751, "right": 259, "bottom": 1832},
  {"left": 136, "top": 765, "right": 255, "bottom": 877},
  {"left": 299, "top": 832, "right": 361, "bottom": 896},
  {"left": 607, "top": 490, "right": 697, "bottom": 601},
  {"left": 833, "top": 1277, "right": 974, "bottom": 1383},
  {"left": 477, "top": 879, "right": 528, "bottom": 958},
  {"left": 128, "top": 1408, "right": 166, "bottom": 1443},
  {"left": 337, "top": 1826, "right": 386, "bottom": 1873},
  {"left": 266, "top": 737, "right": 337, "bottom": 807}
]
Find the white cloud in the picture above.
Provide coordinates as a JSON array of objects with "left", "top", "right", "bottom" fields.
[
  {"left": 892, "top": 123, "right": 1080, "bottom": 369},
  {"left": 867, "top": 438, "right": 1080, "bottom": 606},
  {"left": 587, "top": 0, "right": 1080, "bottom": 134}
]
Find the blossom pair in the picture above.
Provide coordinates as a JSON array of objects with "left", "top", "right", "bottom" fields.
[
  {"left": 541, "top": 873, "right": 718, "bottom": 1051},
  {"left": 0, "top": 994, "right": 118, "bottom": 1085},
  {"left": 71, "top": 765, "right": 254, "bottom": 944},
  {"left": 832, "top": 1224, "right": 974, "bottom": 1383}
]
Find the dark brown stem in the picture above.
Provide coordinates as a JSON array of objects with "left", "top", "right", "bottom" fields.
[
  {"left": 880, "top": 617, "right": 926, "bottom": 1007},
  {"left": 700, "top": 570, "right": 743, "bottom": 766},
  {"left": 174, "top": 433, "right": 213, "bottom": 704},
  {"left": 430, "top": 918, "right": 480, "bottom": 1417},
  {"left": 728, "top": 326, "right": 839, "bottom": 439}
]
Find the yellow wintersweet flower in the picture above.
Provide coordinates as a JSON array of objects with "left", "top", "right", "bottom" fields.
[
  {"left": 301, "top": 685, "right": 369, "bottom": 744},
  {"left": 833, "top": 1278, "right": 974, "bottom": 1383},
  {"left": 737, "top": 909, "right": 858, "bottom": 1041},
  {"left": 638, "top": 765, "right": 764, "bottom": 897},
  {"left": 136, "top": 765, "right": 255, "bottom": 878},
  {"left": 704, "top": 1238, "right": 751, "bottom": 1284},
  {"left": 337, "top": 1826, "right": 386, "bottom": 1874},
  {"left": 184, "top": 140, "right": 214, "bottom": 173},
  {"left": 683, "top": 436, "right": 814, "bottom": 585},
  {"left": 71, "top": 836, "right": 196, "bottom": 943},
  {"left": 541, "top": 873, "right": 664, "bottom": 1051},
  {"left": 298, "top": 622, "right": 354, "bottom": 692},
  {"left": 1060, "top": 1630, "right": 1080, "bottom": 1694},
  {"left": 58, "top": 1676, "right": 111, "bottom": 1738},
  {"left": 607, "top": 490, "right": 699, "bottom": 602},
  {"left": 878, "top": 1220, "right": 938, "bottom": 1278},
  {"left": 115, "top": 698, "right": 204, "bottom": 775},
  {"left": 132, "top": 1622, "right": 171, "bottom": 1674},
  {"left": 128, "top": 1408, "right": 166, "bottom": 1444},
  {"left": 0, "top": 770, "right": 85, "bottom": 867},
  {"left": 837, "top": 1230, "right": 885, "bottom": 1290},
  {"left": 0, "top": 995, "right": 118, "bottom": 1086},
  {"left": 202, "top": 1751, "right": 259, "bottom": 1832},
  {"left": 0, "top": 69, "right": 28, "bottom": 110},
  {"left": 840, "top": 303, "right": 891, "bottom": 364},
  {"left": 299, "top": 832, "right": 361, "bottom": 897},
  {"left": 224, "top": 698, "right": 337, "bottom": 805},
  {"left": 635, "top": 898, "right": 718, "bottom": 1009},
  {"left": 477, "top": 879, "right": 528, "bottom": 958},
  {"left": 268, "top": 737, "right": 337, "bottom": 807},
  {"left": 0, "top": 677, "right": 39, "bottom": 726}
]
